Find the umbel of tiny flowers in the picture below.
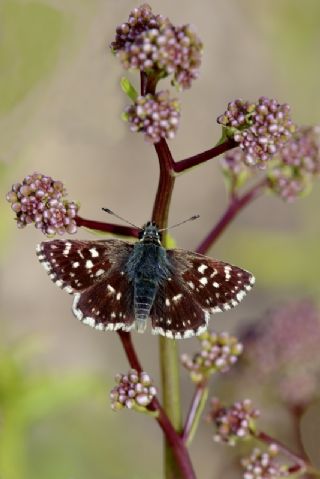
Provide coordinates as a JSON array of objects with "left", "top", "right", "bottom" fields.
[
  {"left": 268, "top": 125, "right": 320, "bottom": 201},
  {"left": 110, "top": 369, "right": 157, "bottom": 413},
  {"left": 241, "top": 445, "right": 290, "bottom": 479},
  {"left": 217, "top": 97, "right": 296, "bottom": 168},
  {"left": 6, "top": 173, "right": 78, "bottom": 236},
  {"left": 241, "top": 299, "right": 320, "bottom": 407},
  {"left": 206, "top": 397, "right": 260, "bottom": 446},
  {"left": 111, "top": 4, "right": 203, "bottom": 90},
  {"left": 125, "top": 90, "right": 181, "bottom": 143},
  {"left": 181, "top": 331, "right": 243, "bottom": 383},
  {"left": 220, "top": 125, "right": 320, "bottom": 202}
]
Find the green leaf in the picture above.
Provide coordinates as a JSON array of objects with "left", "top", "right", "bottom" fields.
[
  {"left": 121, "top": 111, "right": 129, "bottom": 122},
  {"left": 120, "top": 77, "right": 138, "bottom": 102}
]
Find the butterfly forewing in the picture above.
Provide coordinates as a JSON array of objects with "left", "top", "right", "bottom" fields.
[
  {"left": 36, "top": 239, "right": 133, "bottom": 293},
  {"left": 37, "top": 238, "right": 135, "bottom": 332},
  {"left": 168, "top": 249, "right": 255, "bottom": 314}
]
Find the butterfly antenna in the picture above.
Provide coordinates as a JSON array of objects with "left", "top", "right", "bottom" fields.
[
  {"left": 159, "top": 214, "right": 200, "bottom": 232},
  {"left": 102, "top": 208, "right": 140, "bottom": 229}
]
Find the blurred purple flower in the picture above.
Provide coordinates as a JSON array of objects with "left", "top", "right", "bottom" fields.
[
  {"left": 181, "top": 331, "right": 243, "bottom": 383},
  {"left": 241, "top": 300, "right": 320, "bottom": 406},
  {"left": 268, "top": 126, "right": 320, "bottom": 201},
  {"left": 241, "top": 446, "right": 289, "bottom": 479},
  {"left": 207, "top": 397, "right": 260, "bottom": 446}
]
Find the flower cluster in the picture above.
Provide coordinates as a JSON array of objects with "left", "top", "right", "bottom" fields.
[
  {"left": 110, "top": 369, "right": 157, "bottom": 412},
  {"left": 125, "top": 91, "right": 180, "bottom": 143},
  {"left": 6, "top": 173, "right": 78, "bottom": 236},
  {"left": 181, "top": 331, "right": 243, "bottom": 382},
  {"left": 111, "top": 4, "right": 203, "bottom": 90},
  {"left": 218, "top": 97, "right": 295, "bottom": 168},
  {"left": 268, "top": 168, "right": 306, "bottom": 202},
  {"left": 221, "top": 148, "right": 247, "bottom": 176},
  {"left": 220, "top": 125, "right": 320, "bottom": 201},
  {"left": 241, "top": 300, "right": 320, "bottom": 406},
  {"left": 241, "top": 446, "right": 289, "bottom": 479},
  {"left": 269, "top": 126, "right": 320, "bottom": 201},
  {"left": 111, "top": 4, "right": 167, "bottom": 53},
  {"left": 207, "top": 398, "right": 260, "bottom": 446}
]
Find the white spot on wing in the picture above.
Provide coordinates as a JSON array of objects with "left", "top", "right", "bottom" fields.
[
  {"left": 86, "top": 260, "right": 93, "bottom": 269},
  {"left": 89, "top": 248, "right": 99, "bottom": 258},
  {"left": 224, "top": 266, "right": 232, "bottom": 280},
  {"left": 198, "top": 264, "right": 208, "bottom": 274},
  {"left": 236, "top": 290, "right": 246, "bottom": 301},
  {"left": 172, "top": 294, "right": 182, "bottom": 302},
  {"left": 63, "top": 242, "right": 72, "bottom": 256},
  {"left": 199, "top": 277, "right": 208, "bottom": 285},
  {"left": 64, "top": 286, "right": 73, "bottom": 294},
  {"left": 42, "top": 262, "right": 51, "bottom": 272}
]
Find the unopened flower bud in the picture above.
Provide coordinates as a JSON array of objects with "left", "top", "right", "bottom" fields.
[
  {"left": 110, "top": 369, "right": 157, "bottom": 412},
  {"left": 6, "top": 173, "right": 78, "bottom": 236}
]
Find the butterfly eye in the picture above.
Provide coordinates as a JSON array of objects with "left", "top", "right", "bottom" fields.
[{"left": 138, "top": 230, "right": 144, "bottom": 239}]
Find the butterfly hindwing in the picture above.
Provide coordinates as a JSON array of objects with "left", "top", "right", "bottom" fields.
[
  {"left": 150, "top": 276, "right": 209, "bottom": 338},
  {"left": 72, "top": 270, "right": 134, "bottom": 331}
]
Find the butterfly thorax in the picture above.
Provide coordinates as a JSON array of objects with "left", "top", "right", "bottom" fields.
[{"left": 125, "top": 222, "right": 171, "bottom": 332}]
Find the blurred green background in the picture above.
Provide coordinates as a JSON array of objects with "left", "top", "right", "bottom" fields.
[{"left": 1, "top": 1, "right": 320, "bottom": 478}]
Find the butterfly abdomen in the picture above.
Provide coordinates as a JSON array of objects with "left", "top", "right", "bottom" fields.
[
  {"left": 127, "top": 242, "right": 171, "bottom": 332},
  {"left": 134, "top": 278, "right": 158, "bottom": 332}
]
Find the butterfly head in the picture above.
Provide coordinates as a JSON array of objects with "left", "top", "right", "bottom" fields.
[{"left": 139, "top": 221, "right": 162, "bottom": 245}]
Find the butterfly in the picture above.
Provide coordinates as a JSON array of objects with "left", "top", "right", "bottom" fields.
[{"left": 36, "top": 220, "right": 255, "bottom": 339}]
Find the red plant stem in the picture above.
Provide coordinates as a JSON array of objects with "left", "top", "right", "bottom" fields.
[
  {"left": 75, "top": 215, "right": 139, "bottom": 238},
  {"left": 173, "top": 139, "right": 237, "bottom": 174},
  {"left": 151, "top": 138, "right": 185, "bottom": 479},
  {"left": 152, "top": 139, "right": 175, "bottom": 229},
  {"left": 155, "top": 409, "right": 197, "bottom": 479},
  {"left": 196, "top": 178, "right": 268, "bottom": 254},
  {"left": 117, "top": 331, "right": 143, "bottom": 372},
  {"left": 255, "top": 430, "right": 307, "bottom": 468},
  {"left": 140, "top": 71, "right": 148, "bottom": 96},
  {"left": 118, "top": 332, "right": 196, "bottom": 479}
]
